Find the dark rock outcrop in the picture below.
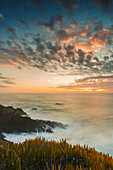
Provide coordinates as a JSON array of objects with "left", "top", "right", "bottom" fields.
[
  {"left": 55, "top": 103, "right": 63, "bottom": 105},
  {"left": 31, "top": 108, "right": 37, "bottom": 110},
  {"left": 0, "top": 105, "right": 66, "bottom": 134},
  {"left": 0, "top": 134, "right": 10, "bottom": 144}
]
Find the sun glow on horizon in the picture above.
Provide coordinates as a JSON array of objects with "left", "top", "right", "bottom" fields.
[{"left": 2, "top": 86, "right": 109, "bottom": 93}]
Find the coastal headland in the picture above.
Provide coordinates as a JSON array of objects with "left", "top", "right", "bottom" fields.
[{"left": 0, "top": 105, "right": 66, "bottom": 135}]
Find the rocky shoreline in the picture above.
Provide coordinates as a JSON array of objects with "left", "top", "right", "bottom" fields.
[{"left": 0, "top": 105, "right": 67, "bottom": 140}]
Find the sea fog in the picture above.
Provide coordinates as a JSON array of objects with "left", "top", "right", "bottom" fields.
[{"left": 1, "top": 93, "right": 113, "bottom": 156}]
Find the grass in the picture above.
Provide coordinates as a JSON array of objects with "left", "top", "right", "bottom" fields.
[{"left": 0, "top": 137, "right": 113, "bottom": 169}]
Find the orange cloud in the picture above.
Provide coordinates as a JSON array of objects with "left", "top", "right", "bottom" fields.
[
  {"left": 89, "top": 37, "right": 108, "bottom": 48},
  {"left": 75, "top": 42, "right": 100, "bottom": 52},
  {"left": 96, "top": 89, "right": 107, "bottom": 92}
]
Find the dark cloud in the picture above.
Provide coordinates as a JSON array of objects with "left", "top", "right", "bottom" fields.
[
  {"left": 111, "top": 25, "right": 113, "bottom": 32},
  {"left": 1, "top": 0, "right": 44, "bottom": 9},
  {"left": 92, "top": 21, "right": 103, "bottom": 31},
  {"left": 25, "top": 46, "right": 35, "bottom": 55},
  {"left": 36, "top": 44, "right": 45, "bottom": 53},
  {"left": 85, "top": 54, "right": 92, "bottom": 63},
  {"left": 0, "top": 13, "right": 4, "bottom": 25},
  {"left": 93, "top": 57, "right": 99, "bottom": 62},
  {"left": 92, "top": 0, "right": 113, "bottom": 12},
  {"left": 0, "top": 0, "right": 112, "bottom": 16},
  {"left": 56, "top": 30, "right": 69, "bottom": 41},
  {"left": 46, "top": 41, "right": 61, "bottom": 54},
  {"left": 64, "top": 44, "right": 75, "bottom": 51},
  {"left": 1, "top": 80, "right": 15, "bottom": 84},
  {"left": 87, "top": 16, "right": 97, "bottom": 22},
  {"left": 56, "top": 15, "right": 65, "bottom": 29},
  {"left": 70, "top": 21, "right": 79, "bottom": 28},
  {"left": 5, "top": 26, "right": 18, "bottom": 39},
  {"left": 56, "top": 0, "right": 79, "bottom": 15},
  {"left": 104, "top": 56, "right": 109, "bottom": 61},
  {"left": 37, "top": 17, "right": 56, "bottom": 33},
  {"left": 0, "top": 85, "right": 8, "bottom": 88},
  {"left": 36, "top": 15, "right": 64, "bottom": 32},
  {"left": 7, "top": 40, "right": 12, "bottom": 46},
  {"left": 19, "top": 19, "right": 29, "bottom": 28},
  {"left": 55, "top": 29, "right": 76, "bottom": 41},
  {"left": 24, "top": 0, "right": 43, "bottom": 7},
  {"left": 0, "top": 73, "right": 15, "bottom": 88},
  {"left": 0, "top": 41, "right": 5, "bottom": 47},
  {"left": 110, "top": 54, "right": 113, "bottom": 58},
  {"left": 77, "top": 49, "right": 85, "bottom": 64}
]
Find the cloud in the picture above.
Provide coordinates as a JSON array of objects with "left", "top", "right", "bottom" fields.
[
  {"left": 0, "top": 72, "right": 15, "bottom": 88},
  {"left": 37, "top": 17, "right": 56, "bottom": 33},
  {"left": 93, "top": 29, "right": 110, "bottom": 40},
  {"left": 111, "top": 25, "right": 113, "bottom": 32},
  {"left": 55, "top": 23, "right": 91, "bottom": 43},
  {"left": 0, "top": 13, "right": 4, "bottom": 25},
  {"left": 5, "top": 26, "right": 18, "bottom": 39},
  {"left": 0, "top": 29, "right": 112, "bottom": 75},
  {"left": 88, "top": 29, "right": 110, "bottom": 49},
  {"left": 0, "top": 17, "right": 112, "bottom": 75},
  {"left": 19, "top": 19, "right": 29, "bottom": 28},
  {"left": 24, "top": 0, "right": 44, "bottom": 8},
  {"left": 56, "top": 15, "right": 65, "bottom": 29},
  {"left": 56, "top": 74, "right": 113, "bottom": 92},
  {"left": 36, "top": 15, "right": 64, "bottom": 32},
  {"left": 0, "top": 41, "right": 5, "bottom": 47},
  {"left": 110, "top": 54, "right": 113, "bottom": 58},
  {"left": 7, "top": 40, "right": 13, "bottom": 46},
  {"left": 93, "top": 57, "right": 99, "bottom": 62},
  {"left": 104, "top": 56, "right": 109, "bottom": 61},
  {"left": 70, "top": 21, "right": 79, "bottom": 28},
  {"left": 0, "top": 85, "right": 8, "bottom": 88},
  {"left": 77, "top": 49, "right": 85, "bottom": 64},
  {"left": 56, "top": 0, "right": 79, "bottom": 15},
  {"left": 55, "top": 29, "right": 76, "bottom": 42},
  {"left": 75, "top": 74, "right": 113, "bottom": 83},
  {"left": 1, "top": 80, "right": 15, "bottom": 84},
  {"left": 92, "top": 21, "right": 103, "bottom": 31},
  {"left": 91, "top": 0, "right": 113, "bottom": 12}
]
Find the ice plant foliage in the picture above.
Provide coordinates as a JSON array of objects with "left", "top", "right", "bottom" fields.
[{"left": 0, "top": 138, "right": 113, "bottom": 169}]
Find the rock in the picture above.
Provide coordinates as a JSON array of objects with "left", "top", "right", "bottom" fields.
[
  {"left": 31, "top": 108, "right": 37, "bottom": 110},
  {"left": 0, "top": 105, "right": 66, "bottom": 134},
  {"left": 55, "top": 103, "right": 63, "bottom": 105},
  {"left": 46, "top": 128, "right": 53, "bottom": 133},
  {"left": 0, "top": 134, "right": 10, "bottom": 144}
]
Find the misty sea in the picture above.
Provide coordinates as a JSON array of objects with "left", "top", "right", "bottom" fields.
[{"left": 1, "top": 93, "right": 113, "bottom": 156}]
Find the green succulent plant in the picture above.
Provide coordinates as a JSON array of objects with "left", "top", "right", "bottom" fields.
[{"left": 0, "top": 137, "right": 113, "bottom": 169}]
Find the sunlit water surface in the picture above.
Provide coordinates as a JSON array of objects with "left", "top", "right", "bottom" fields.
[{"left": 1, "top": 93, "right": 113, "bottom": 156}]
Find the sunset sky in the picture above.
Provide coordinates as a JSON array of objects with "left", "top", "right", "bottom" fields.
[{"left": 0, "top": 0, "right": 113, "bottom": 93}]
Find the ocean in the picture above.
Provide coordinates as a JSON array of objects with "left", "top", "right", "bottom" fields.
[{"left": 1, "top": 93, "right": 113, "bottom": 156}]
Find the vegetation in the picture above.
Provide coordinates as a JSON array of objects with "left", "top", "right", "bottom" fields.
[{"left": 0, "top": 137, "right": 113, "bottom": 169}]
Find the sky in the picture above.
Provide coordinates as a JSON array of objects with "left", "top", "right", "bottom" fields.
[{"left": 0, "top": 0, "right": 113, "bottom": 93}]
